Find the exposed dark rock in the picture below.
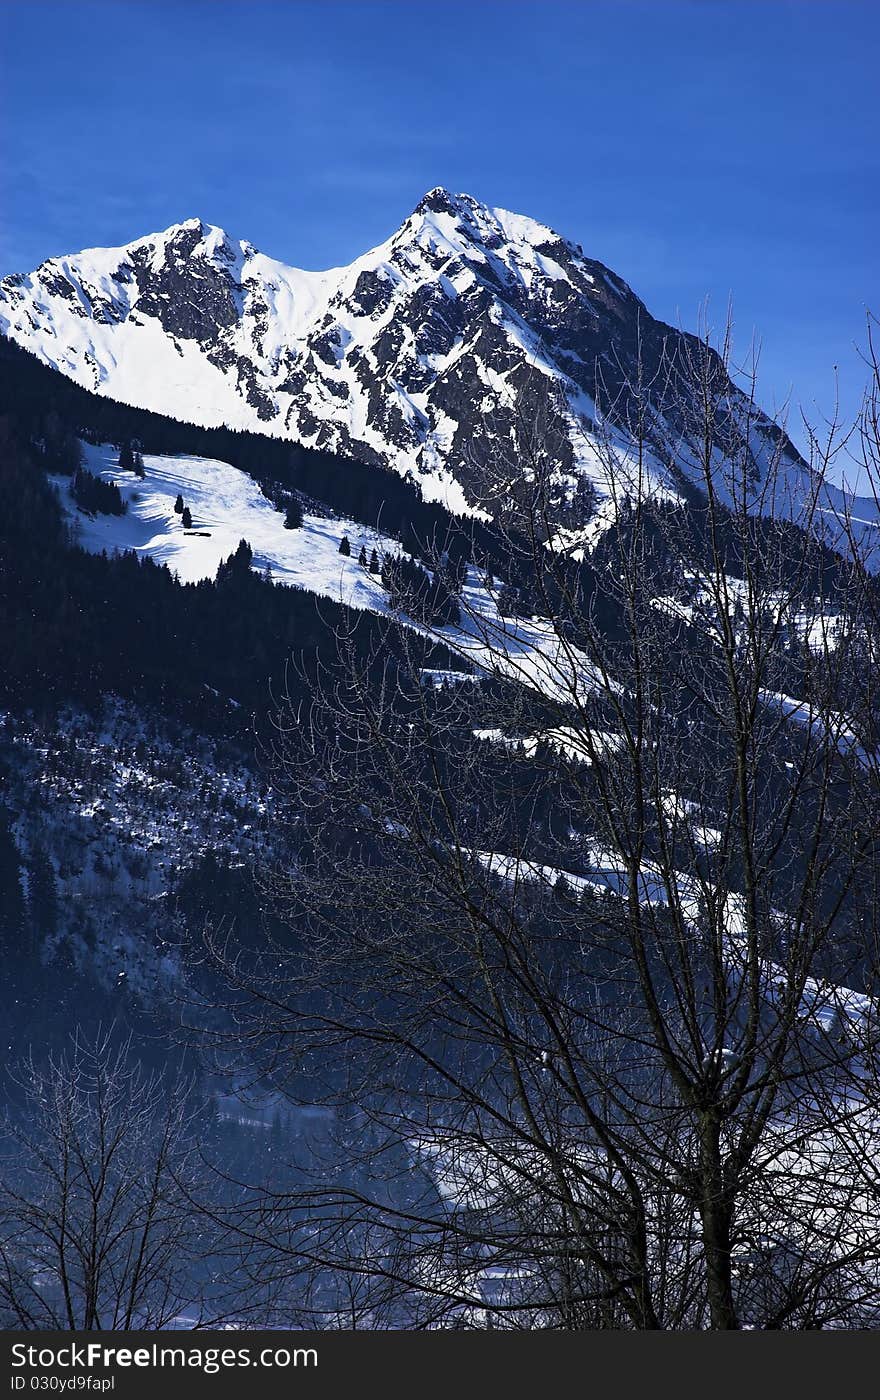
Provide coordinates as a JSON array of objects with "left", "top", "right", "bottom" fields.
[{"left": 0, "top": 190, "right": 811, "bottom": 528}]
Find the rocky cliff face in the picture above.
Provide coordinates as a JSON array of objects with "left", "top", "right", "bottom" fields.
[{"left": 0, "top": 187, "right": 814, "bottom": 522}]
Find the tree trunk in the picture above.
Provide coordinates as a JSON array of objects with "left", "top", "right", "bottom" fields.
[{"left": 699, "top": 1117, "right": 739, "bottom": 1330}]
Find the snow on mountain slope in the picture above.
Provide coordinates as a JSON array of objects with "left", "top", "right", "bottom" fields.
[
  {"left": 7, "top": 188, "right": 865, "bottom": 533},
  {"left": 60, "top": 443, "right": 613, "bottom": 700},
  {"left": 64, "top": 442, "right": 393, "bottom": 608},
  {"left": 2, "top": 699, "right": 273, "bottom": 1003}
]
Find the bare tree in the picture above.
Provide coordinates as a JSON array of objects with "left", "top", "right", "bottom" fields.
[
  {"left": 202, "top": 316, "right": 880, "bottom": 1328},
  {"left": 0, "top": 1031, "right": 228, "bottom": 1329}
]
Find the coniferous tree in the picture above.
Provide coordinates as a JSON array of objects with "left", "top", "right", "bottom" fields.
[
  {"left": 216, "top": 538, "right": 254, "bottom": 584},
  {"left": 358, "top": 545, "right": 367, "bottom": 567},
  {"left": 40, "top": 409, "right": 82, "bottom": 475},
  {"left": 369, "top": 548, "right": 380, "bottom": 574},
  {"left": 0, "top": 812, "right": 25, "bottom": 956},
  {"left": 26, "top": 845, "right": 57, "bottom": 956},
  {"left": 497, "top": 582, "right": 521, "bottom": 617},
  {"left": 181, "top": 506, "right": 193, "bottom": 529},
  {"left": 133, "top": 451, "right": 146, "bottom": 479},
  {"left": 284, "top": 498, "right": 303, "bottom": 530},
  {"left": 427, "top": 571, "right": 460, "bottom": 627},
  {"left": 117, "top": 441, "right": 135, "bottom": 473},
  {"left": 338, "top": 535, "right": 351, "bottom": 557},
  {"left": 385, "top": 553, "right": 460, "bottom": 626},
  {"left": 174, "top": 494, "right": 184, "bottom": 515},
  {"left": 72, "top": 468, "right": 126, "bottom": 516}
]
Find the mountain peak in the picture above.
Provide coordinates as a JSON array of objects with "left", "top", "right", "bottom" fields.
[
  {"left": 135, "top": 219, "right": 251, "bottom": 277},
  {"left": 167, "top": 216, "right": 206, "bottom": 235},
  {"left": 154, "top": 218, "right": 232, "bottom": 251},
  {"left": 412, "top": 186, "right": 473, "bottom": 218},
  {"left": 408, "top": 188, "right": 565, "bottom": 261},
  {"left": 0, "top": 193, "right": 809, "bottom": 525}
]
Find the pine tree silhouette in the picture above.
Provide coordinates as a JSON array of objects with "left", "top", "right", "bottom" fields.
[
  {"left": 72, "top": 468, "right": 126, "bottom": 516},
  {"left": 27, "top": 845, "right": 57, "bottom": 956},
  {"left": 216, "top": 538, "right": 254, "bottom": 583},
  {"left": 0, "top": 812, "right": 25, "bottom": 956}
]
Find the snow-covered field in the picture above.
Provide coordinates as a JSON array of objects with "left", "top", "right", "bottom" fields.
[
  {"left": 59, "top": 442, "right": 618, "bottom": 703},
  {"left": 70, "top": 442, "right": 874, "bottom": 767},
  {"left": 60, "top": 442, "right": 396, "bottom": 612}
]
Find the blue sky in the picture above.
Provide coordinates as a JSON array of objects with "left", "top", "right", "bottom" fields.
[{"left": 1, "top": 0, "right": 877, "bottom": 454}]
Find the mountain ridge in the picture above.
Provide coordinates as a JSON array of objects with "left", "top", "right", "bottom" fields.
[
  {"left": 4, "top": 187, "right": 875, "bottom": 551},
  {"left": 0, "top": 188, "right": 805, "bottom": 519}
]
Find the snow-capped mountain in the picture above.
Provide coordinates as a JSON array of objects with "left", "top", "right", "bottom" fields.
[{"left": 0, "top": 188, "right": 818, "bottom": 523}]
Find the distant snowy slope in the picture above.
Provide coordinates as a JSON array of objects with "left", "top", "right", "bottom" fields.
[
  {"left": 60, "top": 443, "right": 611, "bottom": 696},
  {"left": 62, "top": 442, "right": 393, "bottom": 609}
]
